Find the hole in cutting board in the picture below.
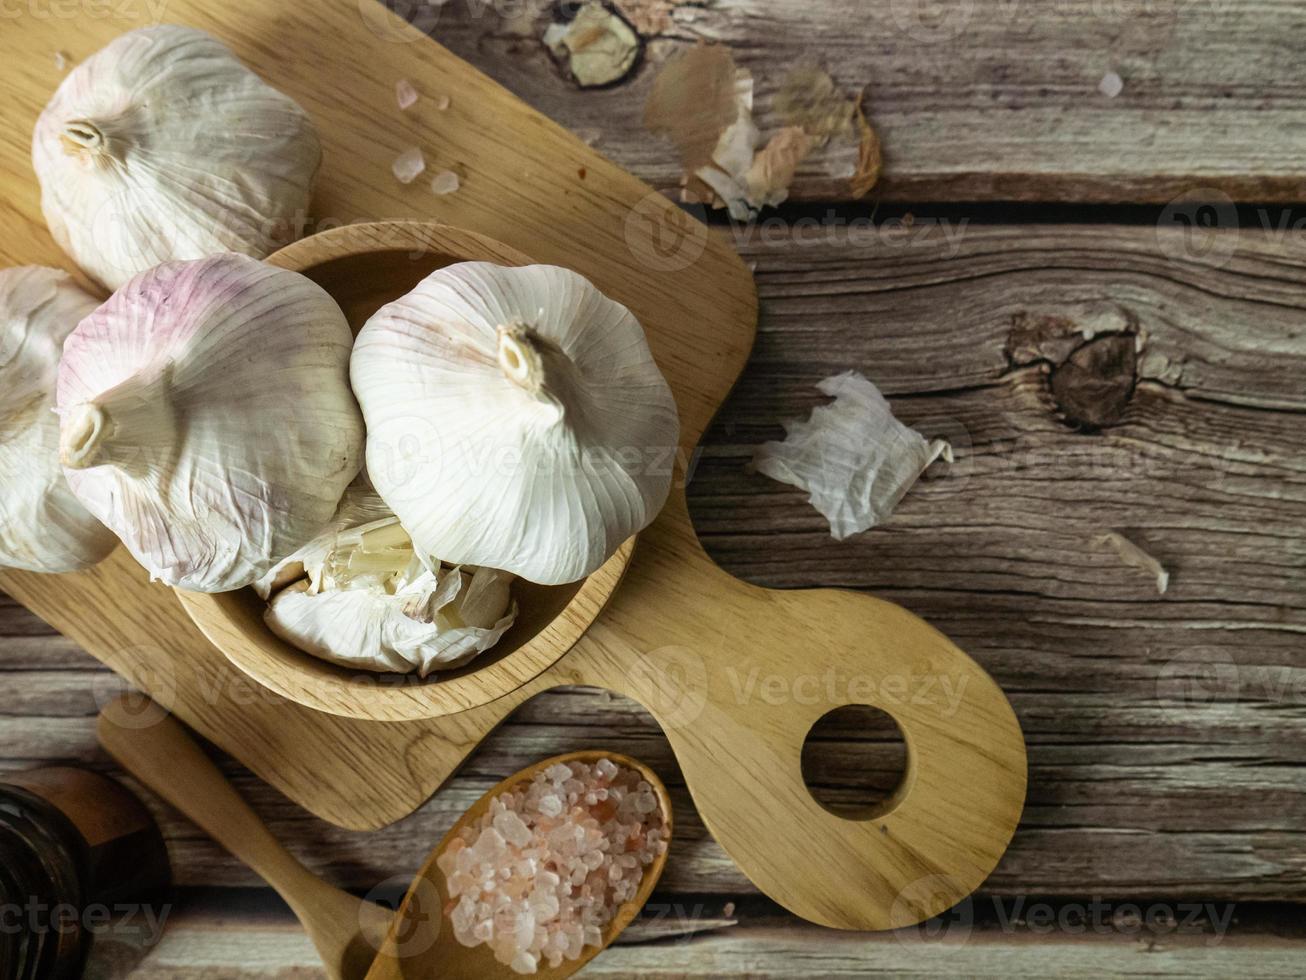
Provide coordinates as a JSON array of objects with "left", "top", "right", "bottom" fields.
[{"left": 801, "top": 704, "right": 908, "bottom": 820}]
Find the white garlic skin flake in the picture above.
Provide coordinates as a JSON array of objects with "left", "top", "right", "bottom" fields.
[
  {"left": 351, "top": 262, "right": 680, "bottom": 587},
  {"left": 0, "top": 267, "right": 116, "bottom": 573},
  {"left": 33, "top": 25, "right": 322, "bottom": 291},
  {"left": 56, "top": 254, "right": 364, "bottom": 593}
]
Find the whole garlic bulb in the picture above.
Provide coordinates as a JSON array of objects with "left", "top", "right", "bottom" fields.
[
  {"left": 32, "top": 25, "right": 321, "bottom": 291},
  {"left": 0, "top": 267, "right": 116, "bottom": 573},
  {"left": 351, "top": 263, "right": 680, "bottom": 586},
  {"left": 56, "top": 254, "right": 364, "bottom": 593}
]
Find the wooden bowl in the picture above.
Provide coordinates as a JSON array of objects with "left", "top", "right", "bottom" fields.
[
  {"left": 365, "top": 750, "right": 673, "bottom": 979},
  {"left": 176, "top": 222, "right": 636, "bottom": 722}
]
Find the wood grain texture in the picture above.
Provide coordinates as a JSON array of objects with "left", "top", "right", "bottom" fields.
[
  {"left": 0, "top": 2, "right": 1029, "bottom": 934},
  {"left": 5, "top": 219, "right": 1302, "bottom": 908},
  {"left": 417, "top": 0, "right": 1306, "bottom": 203},
  {"left": 92, "top": 890, "right": 1306, "bottom": 979}
]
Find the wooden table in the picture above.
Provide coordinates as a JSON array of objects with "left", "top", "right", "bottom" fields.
[{"left": 3, "top": 1, "right": 1305, "bottom": 975}]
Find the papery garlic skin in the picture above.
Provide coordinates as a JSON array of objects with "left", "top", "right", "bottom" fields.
[
  {"left": 56, "top": 254, "right": 364, "bottom": 593},
  {"left": 32, "top": 25, "right": 321, "bottom": 291},
  {"left": 266, "top": 565, "right": 518, "bottom": 676},
  {"left": 352, "top": 263, "right": 680, "bottom": 586},
  {"left": 0, "top": 267, "right": 116, "bottom": 573},
  {"left": 253, "top": 483, "right": 394, "bottom": 600}
]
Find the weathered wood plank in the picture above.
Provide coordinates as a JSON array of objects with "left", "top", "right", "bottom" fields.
[
  {"left": 419, "top": 0, "right": 1306, "bottom": 202},
  {"left": 2, "top": 221, "right": 1303, "bottom": 905},
  {"left": 105, "top": 889, "right": 1306, "bottom": 979}
]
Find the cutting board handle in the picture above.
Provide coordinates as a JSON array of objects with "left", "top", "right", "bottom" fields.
[{"left": 569, "top": 527, "right": 1027, "bottom": 931}]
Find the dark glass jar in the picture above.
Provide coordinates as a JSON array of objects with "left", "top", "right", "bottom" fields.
[{"left": 0, "top": 768, "right": 171, "bottom": 980}]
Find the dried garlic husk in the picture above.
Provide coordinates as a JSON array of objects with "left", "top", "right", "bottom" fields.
[
  {"left": 352, "top": 263, "right": 680, "bottom": 586},
  {"left": 263, "top": 508, "right": 518, "bottom": 675},
  {"left": 0, "top": 267, "right": 116, "bottom": 573},
  {"left": 56, "top": 254, "right": 364, "bottom": 593},
  {"left": 32, "top": 25, "right": 321, "bottom": 290},
  {"left": 752, "top": 372, "right": 951, "bottom": 540},
  {"left": 253, "top": 484, "right": 394, "bottom": 600}
]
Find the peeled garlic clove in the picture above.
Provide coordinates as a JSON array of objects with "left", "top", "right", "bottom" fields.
[
  {"left": 32, "top": 25, "right": 321, "bottom": 291},
  {"left": 0, "top": 267, "right": 116, "bottom": 573},
  {"left": 56, "top": 254, "right": 364, "bottom": 593},
  {"left": 352, "top": 263, "right": 680, "bottom": 586},
  {"left": 266, "top": 566, "right": 517, "bottom": 676}
]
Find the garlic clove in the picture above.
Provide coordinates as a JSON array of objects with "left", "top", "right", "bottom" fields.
[
  {"left": 253, "top": 483, "right": 394, "bottom": 600},
  {"left": 56, "top": 254, "right": 364, "bottom": 593},
  {"left": 351, "top": 263, "right": 680, "bottom": 586},
  {"left": 0, "top": 267, "right": 117, "bottom": 573},
  {"left": 32, "top": 25, "right": 321, "bottom": 291}
]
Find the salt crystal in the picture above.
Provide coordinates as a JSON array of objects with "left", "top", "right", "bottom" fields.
[
  {"left": 439, "top": 759, "right": 665, "bottom": 972},
  {"left": 392, "top": 147, "right": 426, "bottom": 184},
  {"left": 724, "top": 901, "right": 736, "bottom": 917},
  {"left": 435, "top": 94, "right": 451, "bottom": 111},
  {"left": 54, "top": 50, "right": 69, "bottom": 71},
  {"left": 431, "top": 170, "right": 461, "bottom": 195},
  {"left": 1099, "top": 71, "right": 1124, "bottom": 98},
  {"left": 396, "top": 78, "right": 419, "bottom": 110}
]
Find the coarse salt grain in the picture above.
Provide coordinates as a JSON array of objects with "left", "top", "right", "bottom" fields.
[
  {"left": 436, "top": 94, "right": 452, "bottom": 111},
  {"left": 396, "top": 78, "right": 419, "bottom": 110},
  {"left": 431, "top": 170, "right": 461, "bottom": 195},
  {"left": 392, "top": 147, "right": 426, "bottom": 185},
  {"left": 437, "top": 758, "right": 667, "bottom": 974},
  {"left": 1099, "top": 71, "right": 1124, "bottom": 98}
]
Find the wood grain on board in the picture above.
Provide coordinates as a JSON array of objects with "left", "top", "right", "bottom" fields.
[{"left": 424, "top": 0, "right": 1306, "bottom": 203}]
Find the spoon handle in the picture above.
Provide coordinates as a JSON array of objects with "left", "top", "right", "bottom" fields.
[{"left": 96, "top": 694, "right": 323, "bottom": 902}]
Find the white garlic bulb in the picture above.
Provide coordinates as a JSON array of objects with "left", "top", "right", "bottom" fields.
[
  {"left": 0, "top": 267, "right": 116, "bottom": 573},
  {"left": 351, "top": 263, "right": 680, "bottom": 586},
  {"left": 263, "top": 505, "right": 518, "bottom": 674},
  {"left": 32, "top": 25, "right": 321, "bottom": 291},
  {"left": 56, "top": 254, "right": 364, "bottom": 593}
]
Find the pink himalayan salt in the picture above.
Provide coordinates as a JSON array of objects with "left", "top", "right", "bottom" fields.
[
  {"left": 437, "top": 758, "right": 667, "bottom": 974},
  {"left": 431, "top": 170, "right": 461, "bottom": 195},
  {"left": 392, "top": 147, "right": 426, "bottom": 185},
  {"left": 396, "top": 78, "right": 419, "bottom": 110}
]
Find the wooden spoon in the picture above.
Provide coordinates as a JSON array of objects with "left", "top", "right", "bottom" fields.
[
  {"left": 97, "top": 695, "right": 393, "bottom": 980},
  {"left": 365, "top": 750, "right": 673, "bottom": 980}
]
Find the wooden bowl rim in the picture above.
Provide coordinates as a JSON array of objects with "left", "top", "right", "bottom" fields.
[{"left": 176, "top": 221, "right": 638, "bottom": 722}]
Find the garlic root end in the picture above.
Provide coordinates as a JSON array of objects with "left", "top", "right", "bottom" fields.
[{"left": 59, "top": 403, "right": 108, "bottom": 469}]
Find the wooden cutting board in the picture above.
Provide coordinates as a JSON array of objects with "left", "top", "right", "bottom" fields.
[{"left": 0, "top": 1, "right": 1026, "bottom": 930}]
